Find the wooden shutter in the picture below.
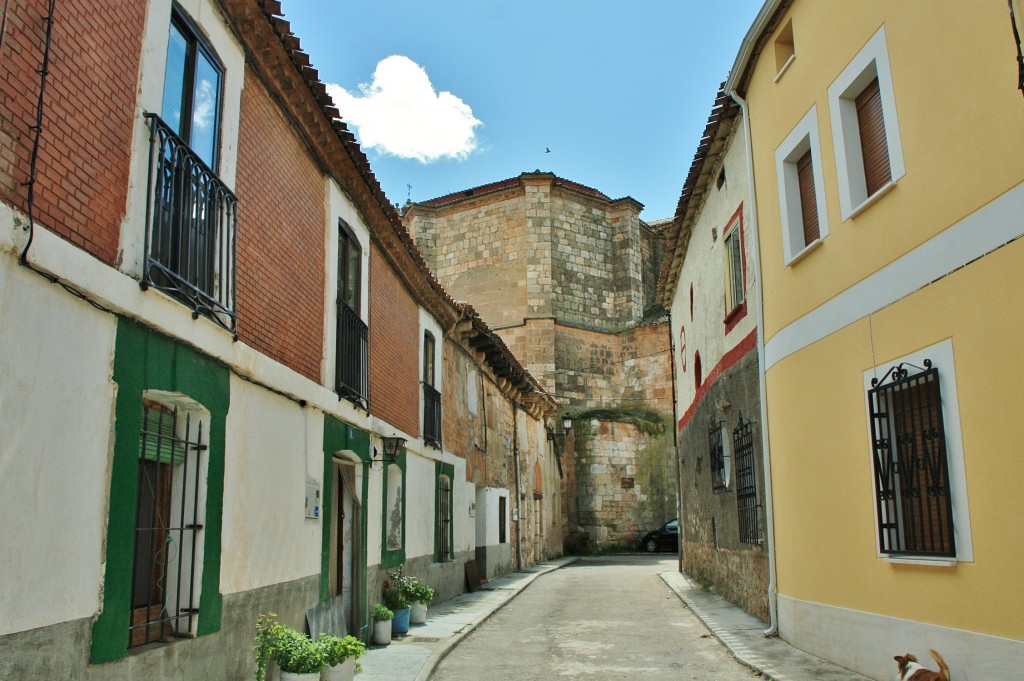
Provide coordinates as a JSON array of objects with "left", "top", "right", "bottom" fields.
[
  {"left": 856, "top": 77, "right": 891, "bottom": 196},
  {"left": 796, "top": 151, "right": 819, "bottom": 246}
]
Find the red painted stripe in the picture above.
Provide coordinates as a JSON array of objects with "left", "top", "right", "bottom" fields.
[{"left": 677, "top": 328, "right": 758, "bottom": 431}]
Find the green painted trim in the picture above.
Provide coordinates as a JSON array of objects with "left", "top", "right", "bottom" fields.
[
  {"left": 91, "top": 319, "right": 229, "bottom": 663},
  {"left": 380, "top": 448, "right": 406, "bottom": 568},
  {"left": 321, "top": 417, "right": 371, "bottom": 641},
  {"left": 434, "top": 461, "right": 455, "bottom": 561}
]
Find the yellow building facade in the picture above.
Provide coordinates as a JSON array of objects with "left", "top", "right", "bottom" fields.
[{"left": 729, "top": 1, "right": 1024, "bottom": 678}]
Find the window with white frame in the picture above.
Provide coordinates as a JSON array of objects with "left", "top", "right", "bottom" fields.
[
  {"left": 775, "top": 106, "right": 829, "bottom": 264},
  {"left": 828, "top": 26, "right": 905, "bottom": 220},
  {"left": 723, "top": 216, "right": 745, "bottom": 314},
  {"left": 864, "top": 341, "right": 972, "bottom": 562}
]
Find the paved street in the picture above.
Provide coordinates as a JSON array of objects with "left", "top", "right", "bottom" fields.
[{"left": 431, "top": 555, "right": 760, "bottom": 680}]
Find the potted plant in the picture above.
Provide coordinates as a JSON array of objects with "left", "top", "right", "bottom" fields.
[
  {"left": 406, "top": 579, "right": 435, "bottom": 625},
  {"left": 317, "top": 634, "right": 365, "bottom": 681},
  {"left": 371, "top": 603, "right": 393, "bottom": 646},
  {"left": 383, "top": 570, "right": 413, "bottom": 635},
  {"left": 253, "top": 613, "right": 327, "bottom": 681}
]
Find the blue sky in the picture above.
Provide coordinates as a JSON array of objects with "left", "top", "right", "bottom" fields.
[{"left": 280, "top": 1, "right": 764, "bottom": 221}]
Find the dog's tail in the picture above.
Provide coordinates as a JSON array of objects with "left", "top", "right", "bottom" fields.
[{"left": 929, "top": 649, "right": 950, "bottom": 681}]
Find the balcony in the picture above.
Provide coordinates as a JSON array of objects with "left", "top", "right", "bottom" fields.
[
  {"left": 336, "top": 302, "right": 369, "bottom": 407},
  {"left": 142, "top": 113, "right": 237, "bottom": 332},
  {"left": 423, "top": 383, "right": 441, "bottom": 448}
]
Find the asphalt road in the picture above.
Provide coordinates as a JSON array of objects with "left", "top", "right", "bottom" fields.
[{"left": 431, "top": 554, "right": 761, "bottom": 680}]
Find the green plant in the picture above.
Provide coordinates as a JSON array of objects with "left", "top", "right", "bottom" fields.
[
  {"left": 254, "top": 613, "right": 278, "bottom": 681},
  {"left": 371, "top": 603, "right": 393, "bottom": 622},
  {"left": 253, "top": 613, "right": 327, "bottom": 680},
  {"left": 272, "top": 626, "right": 327, "bottom": 674},
  {"left": 317, "top": 633, "right": 366, "bottom": 671},
  {"left": 406, "top": 579, "right": 435, "bottom": 604},
  {"left": 383, "top": 568, "right": 414, "bottom": 610}
]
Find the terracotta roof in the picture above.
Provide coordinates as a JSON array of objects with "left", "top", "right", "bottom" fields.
[
  {"left": 655, "top": 84, "right": 740, "bottom": 305},
  {"left": 242, "top": 0, "right": 556, "bottom": 414}
]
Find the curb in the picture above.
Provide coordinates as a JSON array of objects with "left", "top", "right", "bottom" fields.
[{"left": 412, "top": 557, "right": 578, "bottom": 681}]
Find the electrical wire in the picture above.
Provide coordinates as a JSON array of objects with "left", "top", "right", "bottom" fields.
[{"left": 20, "top": 0, "right": 56, "bottom": 265}]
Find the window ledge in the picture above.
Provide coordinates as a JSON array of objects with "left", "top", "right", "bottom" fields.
[
  {"left": 784, "top": 237, "right": 823, "bottom": 267},
  {"left": 773, "top": 54, "right": 796, "bottom": 83},
  {"left": 883, "top": 556, "right": 957, "bottom": 567},
  {"left": 846, "top": 180, "right": 897, "bottom": 221}
]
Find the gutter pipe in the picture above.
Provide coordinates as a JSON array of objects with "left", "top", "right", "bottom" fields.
[{"left": 728, "top": 88, "right": 779, "bottom": 638}]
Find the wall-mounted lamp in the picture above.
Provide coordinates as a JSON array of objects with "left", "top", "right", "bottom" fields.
[
  {"left": 562, "top": 414, "right": 573, "bottom": 432},
  {"left": 371, "top": 434, "right": 406, "bottom": 470}
]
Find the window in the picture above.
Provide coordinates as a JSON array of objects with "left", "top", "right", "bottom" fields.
[
  {"left": 734, "top": 416, "right": 761, "bottom": 544},
  {"left": 868, "top": 360, "right": 955, "bottom": 558},
  {"left": 723, "top": 217, "right": 745, "bottom": 314},
  {"left": 336, "top": 219, "right": 368, "bottom": 405},
  {"left": 131, "top": 399, "right": 207, "bottom": 647},
  {"left": 708, "top": 418, "right": 729, "bottom": 492},
  {"left": 828, "top": 26, "right": 905, "bottom": 220},
  {"left": 775, "top": 106, "right": 829, "bottom": 264},
  {"left": 143, "top": 6, "right": 236, "bottom": 331},
  {"left": 773, "top": 19, "right": 795, "bottom": 81},
  {"left": 498, "top": 496, "right": 507, "bottom": 544},
  {"left": 423, "top": 331, "right": 441, "bottom": 448},
  {"left": 435, "top": 462, "right": 454, "bottom": 562},
  {"left": 694, "top": 352, "right": 702, "bottom": 390}
]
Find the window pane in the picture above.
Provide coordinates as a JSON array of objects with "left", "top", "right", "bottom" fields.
[
  {"left": 191, "top": 51, "right": 221, "bottom": 168},
  {"left": 161, "top": 23, "right": 189, "bottom": 137}
]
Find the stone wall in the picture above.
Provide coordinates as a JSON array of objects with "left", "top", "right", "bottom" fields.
[{"left": 678, "top": 347, "right": 768, "bottom": 621}]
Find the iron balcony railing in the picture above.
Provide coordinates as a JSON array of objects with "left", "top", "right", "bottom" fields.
[
  {"left": 423, "top": 383, "right": 442, "bottom": 448},
  {"left": 142, "top": 113, "right": 237, "bottom": 332},
  {"left": 336, "top": 302, "right": 368, "bottom": 406}
]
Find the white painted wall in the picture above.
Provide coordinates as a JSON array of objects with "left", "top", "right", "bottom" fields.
[
  {"left": 220, "top": 379, "right": 324, "bottom": 593},
  {"left": 0, "top": 251, "right": 117, "bottom": 635},
  {"left": 669, "top": 120, "right": 755, "bottom": 416}
]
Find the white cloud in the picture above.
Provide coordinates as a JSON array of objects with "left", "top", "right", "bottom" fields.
[{"left": 326, "top": 55, "right": 482, "bottom": 163}]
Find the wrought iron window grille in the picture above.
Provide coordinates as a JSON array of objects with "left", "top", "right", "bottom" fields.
[
  {"left": 437, "top": 474, "right": 452, "bottom": 562},
  {"left": 142, "top": 113, "right": 237, "bottom": 333},
  {"left": 733, "top": 414, "right": 762, "bottom": 545},
  {"left": 335, "top": 301, "right": 369, "bottom": 408},
  {"left": 868, "top": 359, "right": 955, "bottom": 558},
  {"left": 130, "top": 403, "right": 206, "bottom": 648},
  {"left": 423, "top": 382, "right": 442, "bottom": 449}
]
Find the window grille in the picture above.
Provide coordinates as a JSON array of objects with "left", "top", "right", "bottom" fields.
[
  {"left": 708, "top": 418, "right": 726, "bottom": 492},
  {"left": 131, "top": 402, "right": 205, "bottom": 647},
  {"left": 498, "top": 497, "right": 507, "bottom": 544},
  {"left": 423, "top": 383, "right": 442, "bottom": 448},
  {"left": 336, "top": 301, "right": 368, "bottom": 405},
  {"left": 868, "top": 360, "right": 955, "bottom": 558},
  {"left": 143, "top": 113, "right": 237, "bottom": 332},
  {"left": 725, "top": 227, "right": 744, "bottom": 311},
  {"left": 734, "top": 415, "right": 761, "bottom": 545},
  {"left": 437, "top": 475, "right": 452, "bottom": 561}
]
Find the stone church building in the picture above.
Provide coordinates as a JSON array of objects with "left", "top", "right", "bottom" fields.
[{"left": 404, "top": 172, "right": 676, "bottom": 550}]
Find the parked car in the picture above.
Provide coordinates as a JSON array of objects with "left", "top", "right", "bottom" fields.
[{"left": 639, "top": 518, "right": 679, "bottom": 553}]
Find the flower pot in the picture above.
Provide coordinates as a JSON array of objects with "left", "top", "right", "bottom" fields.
[
  {"left": 410, "top": 601, "right": 428, "bottom": 624},
  {"left": 322, "top": 657, "right": 356, "bottom": 681},
  {"left": 280, "top": 672, "right": 321, "bottom": 681},
  {"left": 391, "top": 607, "right": 411, "bottom": 635},
  {"left": 371, "top": 618, "right": 392, "bottom": 646}
]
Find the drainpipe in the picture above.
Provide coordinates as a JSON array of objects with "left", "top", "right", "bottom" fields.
[
  {"left": 512, "top": 403, "right": 523, "bottom": 571},
  {"left": 666, "top": 318, "right": 684, "bottom": 574},
  {"left": 729, "top": 88, "right": 779, "bottom": 638}
]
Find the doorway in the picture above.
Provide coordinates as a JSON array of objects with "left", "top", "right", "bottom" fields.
[{"left": 330, "top": 462, "right": 361, "bottom": 635}]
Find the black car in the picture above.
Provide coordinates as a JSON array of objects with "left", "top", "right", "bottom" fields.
[{"left": 639, "top": 518, "right": 679, "bottom": 553}]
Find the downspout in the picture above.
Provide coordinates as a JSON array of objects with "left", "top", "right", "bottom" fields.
[
  {"left": 666, "top": 318, "right": 684, "bottom": 574},
  {"left": 512, "top": 403, "right": 523, "bottom": 571},
  {"left": 729, "top": 88, "right": 779, "bottom": 638}
]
